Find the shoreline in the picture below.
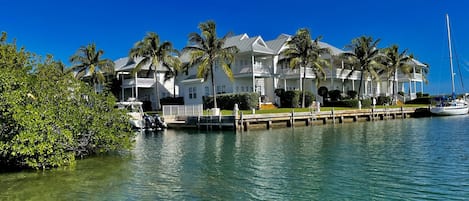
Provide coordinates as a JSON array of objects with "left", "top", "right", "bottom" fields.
[{"left": 165, "top": 107, "right": 432, "bottom": 131}]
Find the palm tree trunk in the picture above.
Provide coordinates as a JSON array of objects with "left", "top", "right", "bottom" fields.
[
  {"left": 173, "top": 77, "right": 177, "bottom": 98},
  {"left": 302, "top": 66, "right": 306, "bottom": 108},
  {"left": 358, "top": 70, "right": 364, "bottom": 100},
  {"left": 154, "top": 70, "right": 160, "bottom": 111},
  {"left": 392, "top": 73, "right": 396, "bottom": 104},
  {"left": 210, "top": 63, "right": 217, "bottom": 109}
]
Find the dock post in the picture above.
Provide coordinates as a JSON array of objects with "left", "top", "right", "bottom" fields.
[
  {"left": 287, "top": 110, "right": 295, "bottom": 127},
  {"left": 339, "top": 116, "right": 344, "bottom": 123},
  {"left": 401, "top": 106, "right": 404, "bottom": 119},
  {"left": 239, "top": 112, "right": 244, "bottom": 131},
  {"left": 332, "top": 108, "right": 336, "bottom": 124},
  {"left": 267, "top": 121, "right": 272, "bottom": 129},
  {"left": 244, "top": 121, "right": 249, "bottom": 131},
  {"left": 218, "top": 114, "right": 222, "bottom": 129}
]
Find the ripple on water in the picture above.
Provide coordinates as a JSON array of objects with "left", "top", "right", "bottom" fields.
[{"left": 2, "top": 117, "right": 469, "bottom": 200}]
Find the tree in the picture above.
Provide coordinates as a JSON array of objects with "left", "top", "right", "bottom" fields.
[
  {"left": 182, "top": 20, "right": 239, "bottom": 109},
  {"left": 281, "top": 28, "right": 330, "bottom": 108},
  {"left": 0, "top": 33, "right": 133, "bottom": 170},
  {"left": 380, "top": 45, "right": 413, "bottom": 104},
  {"left": 129, "top": 32, "right": 180, "bottom": 110},
  {"left": 69, "top": 43, "right": 115, "bottom": 93},
  {"left": 343, "top": 36, "right": 383, "bottom": 99}
]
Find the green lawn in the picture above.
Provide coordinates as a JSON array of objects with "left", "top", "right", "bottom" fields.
[{"left": 214, "top": 104, "right": 430, "bottom": 115}]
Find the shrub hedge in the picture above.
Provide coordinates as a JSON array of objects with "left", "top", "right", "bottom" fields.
[
  {"left": 275, "top": 90, "right": 314, "bottom": 108},
  {"left": 203, "top": 93, "right": 259, "bottom": 110}
]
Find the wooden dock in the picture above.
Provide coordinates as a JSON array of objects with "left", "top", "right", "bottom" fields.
[{"left": 166, "top": 107, "right": 425, "bottom": 131}]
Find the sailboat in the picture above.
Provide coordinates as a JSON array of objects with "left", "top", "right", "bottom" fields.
[{"left": 430, "top": 14, "right": 469, "bottom": 116}]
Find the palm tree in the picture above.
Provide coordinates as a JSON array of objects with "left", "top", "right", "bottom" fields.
[
  {"left": 129, "top": 32, "right": 179, "bottom": 110},
  {"left": 69, "top": 43, "right": 114, "bottom": 92},
  {"left": 182, "top": 20, "right": 239, "bottom": 109},
  {"left": 281, "top": 28, "right": 330, "bottom": 108},
  {"left": 380, "top": 45, "right": 413, "bottom": 104},
  {"left": 343, "top": 36, "right": 383, "bottom": 100}
]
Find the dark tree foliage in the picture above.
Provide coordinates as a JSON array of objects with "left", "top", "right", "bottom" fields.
[{"left": 0, "top": 32, "right": 134, "bottom": 170}]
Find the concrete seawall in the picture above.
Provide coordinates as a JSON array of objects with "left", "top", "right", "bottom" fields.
[{"left": 166, "top": 107, "right": 430, "bottom": 131}]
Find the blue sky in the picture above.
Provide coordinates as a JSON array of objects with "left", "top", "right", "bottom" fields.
[{"left": 1, "top": 0, "right": 469, "bottom": 95}]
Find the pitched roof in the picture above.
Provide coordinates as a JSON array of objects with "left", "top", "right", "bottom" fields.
[
  {"left": 411, "top": 58, "right": 427, "bottom": 67},
  {"left": 114, "top": 57, "right": 170, "bottom": 72},
  {"left": 318, "top": 41, "right": 346, "bottom": 56},
  {"left": 224, "top": 34, "right": 275, "bottom": 54},
  {"left": 266, "top": 34, "right": 290, "bottom": 54},
  {"left": 266, "top": 34, "right": 346, "bottom": 56}
]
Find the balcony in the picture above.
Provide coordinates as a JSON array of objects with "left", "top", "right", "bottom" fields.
[
  {"left": 233, "top": 63, "right": 272, "bottom": 78},
  {"left": 122, "top": 78, "right": 156, "bottom": 88},
  {"left": 324, "top": 68, "right": 361, "bottom": 80},
  {"left": 397, "top": 72, "right": 423, "bottom": 81},
  {"left": 280, "top": 67, "right": 344, "bottom": 79}
]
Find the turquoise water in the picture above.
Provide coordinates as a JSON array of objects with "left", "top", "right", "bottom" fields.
[{"left": 1, "top": 117, "right": 469, "bottom": 200}]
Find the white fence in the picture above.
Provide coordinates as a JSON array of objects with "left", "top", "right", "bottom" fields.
[{"left": 162, "top": 104, "right": 203, "bottom": 119}]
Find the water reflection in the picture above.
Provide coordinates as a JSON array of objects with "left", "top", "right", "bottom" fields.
[{"left": 2, "top": 117, "right": 469, "bottom": 200}]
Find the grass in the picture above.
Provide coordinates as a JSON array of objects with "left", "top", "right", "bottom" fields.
[{"left": 212, "top": 104, "right": 430, "bottom": 115}]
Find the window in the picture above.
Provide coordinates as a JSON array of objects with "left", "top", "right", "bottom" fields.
[
  {"left": 189, "top": 87, "right": 193, "bottom": 99},
  {"left": 236, "top": 86, "right": 239, "bottom": 92},
  {"left": 241, "top": 86, "right": 245, "bottom": 92},
  {"left": 189, "top": 87, "right": 197, "bottom": 99},
  {"left": 205, "top": 86, "right": 209, "bottom": 96}
]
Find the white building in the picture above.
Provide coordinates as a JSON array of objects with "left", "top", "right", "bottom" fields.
[
  {"left": 112, "top": 33, "right": 427, "bottom": 109},
  {"left": 178, "top": 33, "right": 427, "bottom": 107},
  {"left": 114, "top": 57, "right": 178, "bottom": 110}
]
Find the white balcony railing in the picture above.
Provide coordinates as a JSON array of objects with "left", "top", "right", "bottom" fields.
[
  {"left": 397, "top": 72, "right": 423, "bottom": 81},
  {"left": 122, "top": 78, "right": 156, "bottom": 88},
  {"left": 234, "top": 64, "right": 272, "bottom": 76}
]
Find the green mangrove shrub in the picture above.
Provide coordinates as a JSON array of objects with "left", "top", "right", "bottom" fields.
[{"left": 0, "top": 33, "right": 134, "bottom": 170}]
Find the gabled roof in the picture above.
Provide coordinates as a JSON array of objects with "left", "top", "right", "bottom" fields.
[
  {"left": 411, "top": 58, "right": 427, "bottom": 67},
  {"left": 266, "top": 34, "right": 346, "bottom": 56},
  {"left": 318, "top": 41, "right": 346, "bottom": 56},
  {"left": 114, "top": 57, "right": 170, "bottom": 72},
  {"left": 224, "top": 34, "right": 275, "bottom": 54},
  {"left": 266, "top": 34, "right": 291, "bottom": 54}
]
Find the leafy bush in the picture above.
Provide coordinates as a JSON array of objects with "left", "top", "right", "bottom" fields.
[
  {"left": 332, "top": 98, "right": 372, "bottom": 108},
  {"left": 0, "top": 34, "right": 134, "bottom": 170},
  {"left": 318, "top": 86, "right": 328, "bottom": 98},
  {"left": 361, "top": 99, "right": 372, "bottom": 107},
  {"left": 328, "top": 90, "right": 342, "bottom": 101},
  {"left": 284, "top": 91, "right": 300, "bottom": 108},
  {"left": 416, "top": 92, "right": 423, "bottom": 98},
  {"left": 203, "top": 93, "right": 259, "bottom": 110},
  {"left": 398, "top": 91, "right": 405, "bottom": 96},
  {"left": 377, "top": 96, "right": 391, "bottom": 105},
  {"left": 275, "top": 90, "right": 314, "bottom": 108},
  {"left": 347, "top": 90, "right": 358, "bottom": 99}
]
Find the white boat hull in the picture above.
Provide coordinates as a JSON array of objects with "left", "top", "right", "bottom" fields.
[{"left": 430, "top": 105, "right": 469, "bottom": 116}]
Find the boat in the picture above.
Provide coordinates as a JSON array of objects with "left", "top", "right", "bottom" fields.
[
  {"left": 116, "top": 98, "right": 167, "bottom": 130},
  {"left": 116, "top": 99, "right": 145, "bottom": 128},
  {"left": 430, "top": 14, "right": 469, "bottom": 116}
]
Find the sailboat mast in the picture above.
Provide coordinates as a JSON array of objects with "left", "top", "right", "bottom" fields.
[{"left": 446, "top": 14, "right": 456, "bottom": 99}]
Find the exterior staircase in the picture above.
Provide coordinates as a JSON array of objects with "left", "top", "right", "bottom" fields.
[{"left": 260, "top": 102, "right": 277, "bottom": 110}]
